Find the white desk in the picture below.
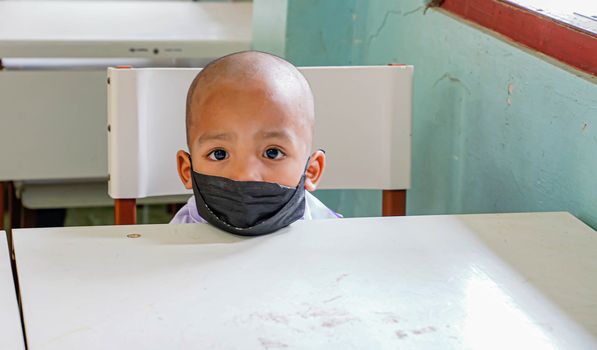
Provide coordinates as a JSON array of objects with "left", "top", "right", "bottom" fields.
[
  {"left": 0, "top": 231, "right": 25, "bottom": 350},
  {"left": 13, "top": 213, "right": 597, "bottom": 349}
]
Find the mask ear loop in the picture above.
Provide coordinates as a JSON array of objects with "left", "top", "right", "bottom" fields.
[
  {"left": 304, "top": 148, "right": 325, "bottom": 174},
  {"left": 186, "top": 151, "right": 195, "bottom": 172}
]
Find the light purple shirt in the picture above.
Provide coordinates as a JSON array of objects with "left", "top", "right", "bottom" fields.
[{"left": 170, "top": 191, "right": 341, "bottom": 224}]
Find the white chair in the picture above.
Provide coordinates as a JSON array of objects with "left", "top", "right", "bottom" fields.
[{"left": 107, "top": 65, "right": 413, "bottom": 224}]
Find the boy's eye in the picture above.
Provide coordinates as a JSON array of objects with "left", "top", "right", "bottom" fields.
[
  {"left": 264, "top": 148, "right": 285, "bottom": 160},
  {"left": 208, "top": 149, "right": 229, "bottom": 161}
]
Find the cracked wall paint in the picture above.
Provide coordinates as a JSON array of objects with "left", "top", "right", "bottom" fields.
[{"left": 358, "top": 0, "right": 597, "bottom": 227}]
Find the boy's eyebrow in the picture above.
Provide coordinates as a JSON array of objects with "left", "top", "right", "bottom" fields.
[
  {"left": 197, "top": 132, "right": 236, "bottom": 145},
  {"left": 258, "top": 130, "right": 294, "bottom": 141}
]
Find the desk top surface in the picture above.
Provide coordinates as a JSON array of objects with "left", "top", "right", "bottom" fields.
[
  {"left": 0, "top": 232, "right": 25, "bottom": 350},
  {"left": 0, "top": 1, "right": 252, "bottom": 58},
  {"left": 13, "top": 212, "right": 597, "bottom": 349}
]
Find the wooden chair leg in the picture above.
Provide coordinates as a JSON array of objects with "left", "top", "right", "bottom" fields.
[
  {"left": 115, "top": 199, "right": 137, "bottom": 225},
  {"left": 21, "top": 207, "right": 36, "bottom": 228},
  {"left": 382, "top": 190, "right": 407, "bottom": 216},
  {"left": 0, "top": 182, "right": 5, "bottom": 230},
  {"left": 8, "top": 182, "right": 22, "bottom": 229}
]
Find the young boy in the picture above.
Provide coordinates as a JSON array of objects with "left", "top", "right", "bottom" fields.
[{"left": 171, "top": 51, "right": 339, "bottom": 235}]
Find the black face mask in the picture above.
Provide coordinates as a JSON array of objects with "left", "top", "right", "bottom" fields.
[{"left": 188, "top": 155, "right": 307, "bottom": 236}]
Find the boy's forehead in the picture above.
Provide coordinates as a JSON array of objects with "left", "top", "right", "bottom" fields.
[
  {"left": 189, "top": 86, "right": 311, "bottom": 139},
  {"left": 194, "top": 98, "right": 305, "bottom": 128},
  {"left": 192, "top": 78, "right": 307, "bottom": 115},
  {"left": 190, "top": 79, "right": 312, "bottom": 130},
  {"left": 196, "top": 128, "right": 298, "bottom": 147}
]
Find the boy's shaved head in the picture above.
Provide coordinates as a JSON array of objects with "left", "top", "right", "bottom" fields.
[
  {"left": 177, "top": 51, "right": 326, "bottom": 192},
  {"left": 185, "top": 51, "right": 315, "bottom": 150}
]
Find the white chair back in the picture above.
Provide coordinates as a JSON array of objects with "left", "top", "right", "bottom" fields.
[{"left": 107, "top": 66, "right": 413, "bottom": 199}]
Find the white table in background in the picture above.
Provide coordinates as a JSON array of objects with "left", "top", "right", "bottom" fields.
[
  {"left": 0, "top": 0, "right": 252, "bottom": 209},
  {"left": 13, "top": 212, "right": 597, "bottom": 349},
  {"left": 0, "top": 1, "right": 252, "bottom": 59},
  {"left": 1, "top": 231, "right": 25, "bottom": 349}
]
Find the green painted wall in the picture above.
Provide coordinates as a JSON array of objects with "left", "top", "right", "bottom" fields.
[{"left": 253, "top": 0, "right": 597, "bottom": 228}]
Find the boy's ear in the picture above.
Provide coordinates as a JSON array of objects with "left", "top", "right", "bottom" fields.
[
  {"left": 176, "top": 150, "right": 193, "bottom": 190},
  {"left": 304, "top": 150, "right": 326, "bottom": 192}
]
